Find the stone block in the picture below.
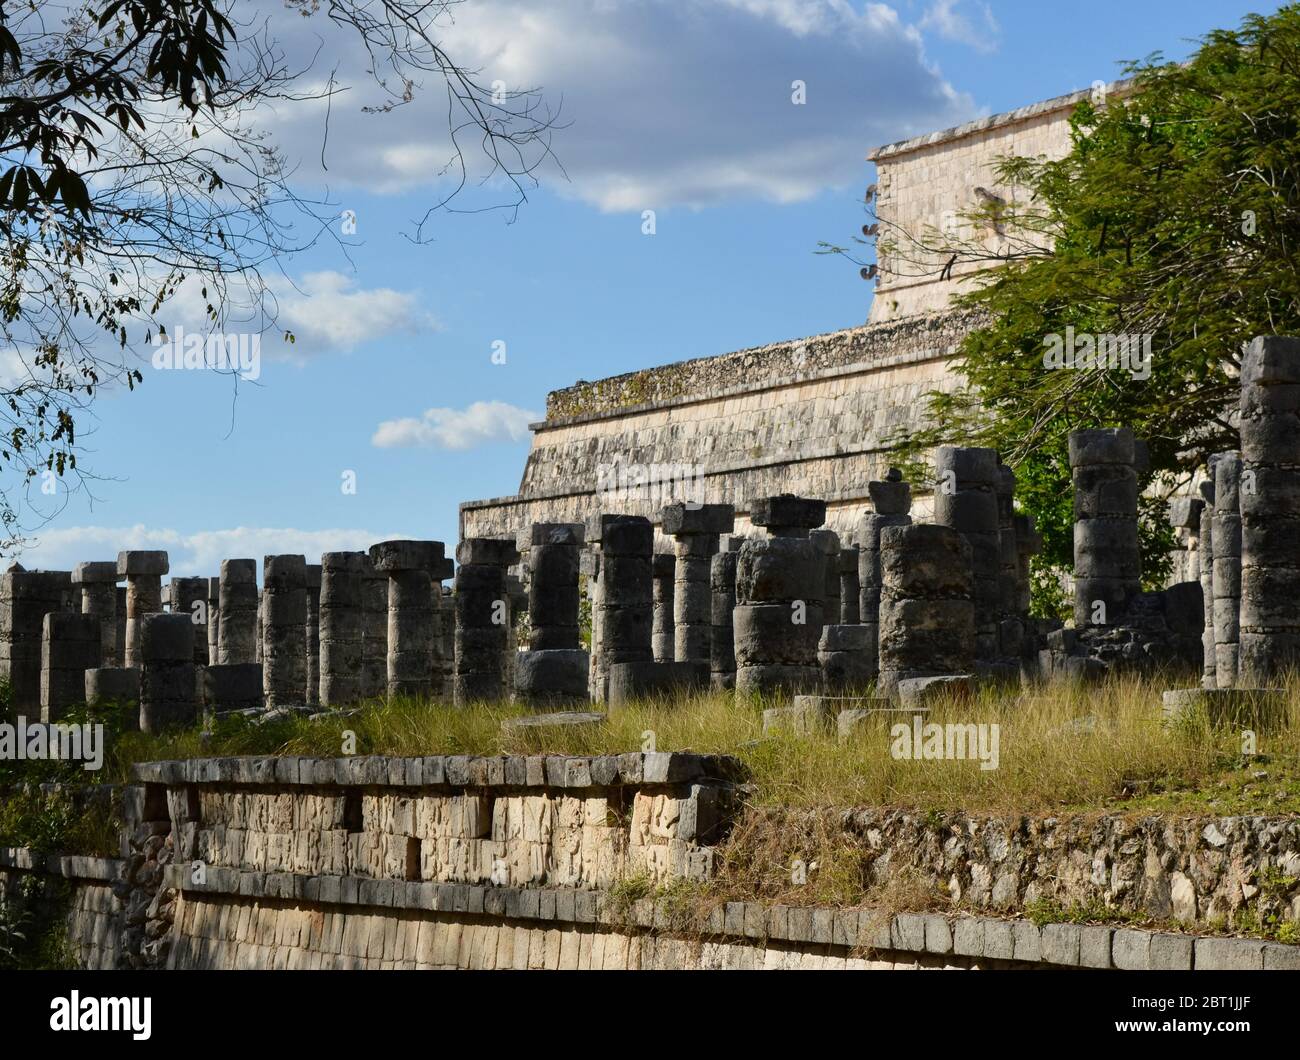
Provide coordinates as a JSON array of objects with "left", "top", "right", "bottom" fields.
[
  {"left": 660, "top": 503, "right": 735, "bottom": 536},
  {"left": 117, "top": 551, "right": 169, "bottom": 577}
]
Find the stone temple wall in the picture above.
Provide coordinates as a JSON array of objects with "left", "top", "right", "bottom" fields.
[{"left": 460, "top": 311, "right": 972, "bottom": 545}]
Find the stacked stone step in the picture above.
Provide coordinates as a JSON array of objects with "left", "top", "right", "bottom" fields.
[
  {"left": 118, "top": 551, "right": 168, "bottom": 669},
  {"left": 734, "top": 495, "right": 826, "bottom": 698},
  {"left": 454, "top": 538, "right": 518, "bottom": 705},
  {"left": 305, "top": 563, "right": 322, "bottom": 707},
  {"left": 933, "top": 447, "right": 1000, "bottom": 663},
  {"left": 1069, "top": 429, "right": 1141, "bottom": 629},
  {"left": 205, "top": 577, "right": 221, "bottom": 664},
  {"left": 262, "top": 555, "right": 308, "bottom": 709},
  {"left": 139, "top": 612, "right": 197, "bottom": 733},
  {"left": 72, "top": 562, "right": 119, "bottom": 669},
  {"left": 318, "top": 551, "right": 367, "bottom": 707},
  {"left": 512, "top": 523, "right": 588, "bottom": 707},
  {"left": 709, "top": 536, "right": 744, "bottom": 691},
  {"left": 652, "top": 553, "right": 675, "bottom": 662},
  {"left": 1211, "top": 453, "right": 1243, "bottom": 689},
  {"left": 1239, "top": 335, "right": 1300, "bottom": 683},
  {"left": 1197, "top": 476, "right": 1217, "bottom": 688},
  {"left": 361, "top": 558, "right": 388, "bottom": 699},
  {"left": 663, "top": 502, "right": 735, "bottom": 669},
  {"left": 168, "top": 576, "right": 210, "bottom": 665},
  {"left": 40, "top": 612, "right": 101, "bottom": 722},
  {"left": 877, "top": 523, "right": 975, "bottom": 695},
  {"left": 1, "top": 567, "right": 73, "bottom": 712},
  {"left": 818, "top": 624, "right": 872, "bottom": 691},
  {"left": 995, "top": 462, "right": 1023, "bottom": 661},
  {"left": 586, "top": 515, "right": 655, "bottom": 704},
  {"left": 368, "top": 540, "right": 448, "bottom": 700},
  {"left": 217, "top": 559, "right": 258, "bottom": 665},
  {"left": 202, "top": 663, "right": 263, "bottom": 714},
  {"left": 858, "top": 470, "right": 912, "bottom": 683},
  {"left": 85, "top": 665, "right": 140, "bottom": 711},
  {"left": 838, "top": 542, "right": 860, "bottom": 625}
]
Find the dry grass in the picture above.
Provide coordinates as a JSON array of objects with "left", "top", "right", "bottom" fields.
[{"left": 92, "top": 671, "right": 1300, "bottom": 817}]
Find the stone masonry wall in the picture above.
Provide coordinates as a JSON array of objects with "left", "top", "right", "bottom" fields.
[{"left": 461, "top": 312, "right": 970, "bottom": 544}]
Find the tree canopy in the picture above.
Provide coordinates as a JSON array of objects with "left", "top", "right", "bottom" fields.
[{"left": 881, "top": 6, "right": 1300, "bottom": 615}]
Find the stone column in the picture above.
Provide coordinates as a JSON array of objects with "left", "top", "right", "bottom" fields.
[
  {"left": 1069, "top": 429, "right": 1141, "bottom": 628},
  {"left": 858, "top": 471, "right": 912, "bottom": 682},
  {"left": 1013, "top": 514, "right": 1042, "bottom": 624},
  {"left": 169, "top": 576, "right": 209, "bottom": 665},
  {"left": 1212, "top": 453, "right": 1243, "bottom": 689},
  {"left": 217, "top": 559, "right": 258, "bottom": 665},
  {"left": 810, "top": 530, "right": 841, "bottom": 638},
  {"left": 369, "top": 540, "right": 446, "bottom": 699},
  {"left": 582, "top": 548, "right": 602, "bottom": 699},
  {"left": 139, "top": 612, "right": 197, "bottom": 733},
  {"left": 877, "top": 524, "right": 974, "bottom": 695},
  {"left": 261, "top": 555, "right": 307, "bottom": 709},
  {"left": 361, "top": 558, "right": 388, "bottom": 700},
  {"left": 117, "top": 550, "right": 168, "bottom": 669},
  {"left": 206, "top": 576, "right": 221, "bottom": 664},
  {"left": 115, "top": 585, "right": 127, "bottom": 667},
  {"left": 709, "top": 540, "right": 741, "bottom": 691},
  {"left": 663, "top": 503, "right": 736, "bottom": 670},
  {"left": 319, "top": 551, "right": 366, "bottom": 707},
  {"left": 818, "top": 625, "right": 872, "bottom": 691},
  {"left": 933, "top": 447, "right": 1000, "bottom": 660},
  {"left": 520, "top": 523, "right": 584, "bottom": 650},
  {"left": 995, "top": 463, "right": 1022, "bottom": 661},
  {"left": 1197, "top": 476, "right": 1217, "bottom": 689},
  {"left": 652, "top": 553, "right": 675, "bottom": 662},
  {"left": 433, "top": 566, "right": 456, "bottom": 697},
  {"left": 305, "top": 563, "right": 322, "bottom": 707},
  {"left": 40, "top": 612, "right": 101, "bottom": 722},
  {"left": 0, "top": 567, "right": 71, "bottom": 713},
  {"left": 255, "top": 593, "right": 264, "bottom": 664},
  {"left": 586, "top": 515, "right": 654, "bottom": 703},
  {"left": 513, "top": 523, "right": 588, "bottom": 706},
  {"left": 1239, "top": 335, "right": 1300, "bottom": 683},
  {"left": 734, "top": 495, "right": 825, "bottom": 698},
  {"left": 838, "top": 544, "right": 860, "bottom": 625},
  {"left": 453, "top": 538, "right": 519, "bottom": 705},
  {"left": 73, "top": 561, "right": 119, "bottom": 668}
]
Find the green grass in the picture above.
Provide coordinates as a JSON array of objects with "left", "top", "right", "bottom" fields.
[{"left": 9, "top": 671, "right": 1289, "bottom": 818}]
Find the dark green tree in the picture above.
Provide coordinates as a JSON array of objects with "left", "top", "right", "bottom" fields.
[{"left": 848, "top": 7, "right": 1300, "bottom": 615}]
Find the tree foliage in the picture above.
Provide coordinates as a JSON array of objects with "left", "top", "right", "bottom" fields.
[{"left": 882, "top": 6, "right": 1300, "bottom": 613}]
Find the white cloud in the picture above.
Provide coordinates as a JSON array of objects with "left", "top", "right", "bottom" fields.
[
  {"left": 10, "top": 524, "right": 411, "bottom": 579},
  {"left": 919, "top": 0, "right": 1000, "bottom": 54},
  {"left": 274, "top": 271, "right": 437, "bottom": 355},
  {"left": 372, "top": 401, "right": 539, "bottom": 451},
  {"left": 254, "top": 0, "right": 977, "bottom": 211}
]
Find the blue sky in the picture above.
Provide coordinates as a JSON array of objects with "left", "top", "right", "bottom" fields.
[{"left": 15, "top": 0, "right": 1283, "bottom": 576}]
